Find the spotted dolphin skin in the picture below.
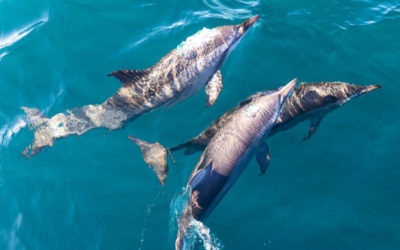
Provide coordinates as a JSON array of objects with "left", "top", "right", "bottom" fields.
[
  {"left": 129, "top": 81, "right": 381, "bottom": 184},
  {"left": 175, "top": 79, "right": 297, "bottom": 249},
  {"left": 21, "top": 15, "right": 259, "bottom": 157}
]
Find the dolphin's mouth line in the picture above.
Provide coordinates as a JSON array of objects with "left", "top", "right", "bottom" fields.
[{"left": 237, "top": 15, "right": 260, "bottom": 39}]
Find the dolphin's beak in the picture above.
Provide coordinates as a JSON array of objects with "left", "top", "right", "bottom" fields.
[
  {"left": 278, "top": 78, "right": 298, "bottom": 101},
  {"left": 237, "top": 15, "right": 259, "bottom": 39},
  {"left": 359, "top": 84, "right": 382, "bottom": 95}
]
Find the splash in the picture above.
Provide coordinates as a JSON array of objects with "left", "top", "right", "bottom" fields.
[
  {"left": 138, "top": 190, "right": 163, "bottom": 250},
  {"left": 170, "top": 188, "right": 223, "bottom": 250},
  {"left": 187, "top": 219, "right": 224, "bottom": 250}
]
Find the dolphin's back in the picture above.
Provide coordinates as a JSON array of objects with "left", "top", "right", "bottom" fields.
[{"left": 106, "top": 51, "right": 191, "bottom": 111}]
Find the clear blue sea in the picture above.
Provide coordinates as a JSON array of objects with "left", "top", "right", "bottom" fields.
[{"left": 1, "top": 0, "right": 399, "bottom": 249}]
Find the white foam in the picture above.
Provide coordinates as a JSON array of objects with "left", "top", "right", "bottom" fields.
[{"left": 189, "top": 219, "right": 223, "bottom": 250}]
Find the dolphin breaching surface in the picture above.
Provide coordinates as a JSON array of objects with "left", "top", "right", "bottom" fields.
[
  {"left": 1, "top": 1, "right": 399, "bottom": 250},
  {"left": 21, "top": 16, "right": 260, "bottom": 157}
]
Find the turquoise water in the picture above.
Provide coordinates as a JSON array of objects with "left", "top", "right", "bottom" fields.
[{"left": 1, "top": 0, "right": 399, "bottom": 249}]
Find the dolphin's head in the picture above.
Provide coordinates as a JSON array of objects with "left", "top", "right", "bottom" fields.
[
  {"left": 175, "top": 15, "right": 259, "bottom": 68},
  {"left": 296, "top": 82, "right": 382, "bottom": 110},
  {"left": 221, "top": 15, "right": 260, "bottom": 55}
]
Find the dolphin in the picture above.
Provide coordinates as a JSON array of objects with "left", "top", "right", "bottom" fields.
[
  {"left": 174, "top": 79, "right": 297, "bottom": 249},
  {"left": 21, "top": 15, "right": 260, "bottom": 157},
  {"left": 129, "top": 81, "right": 381, "bottom": 184}
]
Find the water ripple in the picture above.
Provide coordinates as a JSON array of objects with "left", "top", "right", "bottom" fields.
[
  {"left": 0, "top": 117, "right": 26, "bottom": 148},
  {"left": 194, "top": 0, "right": 260, "bottom": 20},
  {"left": 0, "top": 11, "right": 48, "bottom": 58},
  {"left": 121, "top": 0, "right": 259, "bottom": 54},
  {"left": 340, "top": 1, "right": 400, "bottom": 28},
  {"left": 128, "top": 20, "right": 188, "bottom": 50},
  {"left": 0, "top": 213, "right": 25, "bottom": 250}
]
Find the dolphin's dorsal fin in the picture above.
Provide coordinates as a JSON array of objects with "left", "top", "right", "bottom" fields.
[{"left": 108, "top": 69, "right": 149, "bottom": 85}]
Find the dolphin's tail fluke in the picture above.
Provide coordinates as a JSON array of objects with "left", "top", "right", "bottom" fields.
[
  {"left": 128, "top": 136, "right": 175, "bottom": 185},
  {"left": 21, "top": 107, "right": 54, "bottom": 158}
]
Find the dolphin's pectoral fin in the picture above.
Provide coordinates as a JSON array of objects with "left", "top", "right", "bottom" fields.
[
  {"left": 128, "top": 135, "right": 171, "bottom": 185},
  {"left": 108, "top": 69, "right": 149, "bottom": 85},
  {"left": 302, "top": 116, "right": 324, "bottom": 141},
  {"left": 256, "top": 142, "right": 270, "bottom": 175},
  {"left": 205, "top": 70, "right": 223, "bottom": 107}
]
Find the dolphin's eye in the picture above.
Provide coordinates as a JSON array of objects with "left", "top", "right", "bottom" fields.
[
  {"left": 238, "top": 26, "right": 244, "bottom": 35},
  {"left": 184, "top": 49, "right": 197, "bottom": 60}
]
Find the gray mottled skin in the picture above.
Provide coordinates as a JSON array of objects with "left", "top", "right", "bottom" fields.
[
  {"left": 171, "top": 81, "right": 382, "bottom": 154},
  {"left": 130, "top": 81, "right": 381, "bottom": 185},
  {"left": 175, "top": 79, "right": 297, "bottom": 249},
  {"left": 21, "top": 16, "right": 259, "bottom": 158}
]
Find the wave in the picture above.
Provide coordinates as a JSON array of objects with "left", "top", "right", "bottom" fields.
[{"left": 0, "top": 11, "right": 48, "bottom": 58}]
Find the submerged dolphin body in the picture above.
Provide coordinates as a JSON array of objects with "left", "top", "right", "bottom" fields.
[
  {"left": 175, "top": 81, "right": 382, "bottom": 152},
  {"left": 174, "top": 79, "right": 297, "bottom": 249},
  {"left": 130, "top": 81, "right": 381, "bottom": 184},
  {"left": 21, "top": 16, "right": 260, "bottom": 157}
]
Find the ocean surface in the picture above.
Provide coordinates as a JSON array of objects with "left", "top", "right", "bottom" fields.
[{"left": 1, "top": 0, "right": 399, "bottom": 249}]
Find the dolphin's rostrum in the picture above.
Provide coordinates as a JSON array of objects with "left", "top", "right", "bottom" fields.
[{"left": 21, "top": 16, "right": 260, "bottom": 157}]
